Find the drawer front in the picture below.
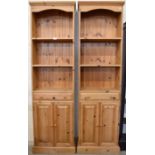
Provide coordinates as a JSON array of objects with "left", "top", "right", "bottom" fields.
[
  {"left": 33, "top": 92, "right": 73, "bottom": 101},
  {"left": 80, "top": 93, "right": 120, "bottom": 101}
]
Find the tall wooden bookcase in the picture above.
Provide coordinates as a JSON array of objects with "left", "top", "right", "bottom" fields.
[
  {"left": 78, "top": 0, "right": 124, "bottom": 154},
  {"left": 30, "top": 0, "right": 124, "bottom": 154},
  {"left": 30, "top": 1, "right": 75, "bottom": 153}
]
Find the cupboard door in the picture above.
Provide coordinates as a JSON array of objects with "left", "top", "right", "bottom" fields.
[
  {"left": 34, "top": 102, "right": 54, "bottom": 146},
  {"left": 79, "top": 102, "right": 99, "bottom": 146},
  {"left": 100, "top": 104, "right": 118, "bottom": 145},
  {"left": 54, "top": 102, "right": 73, "bottom": 146}
]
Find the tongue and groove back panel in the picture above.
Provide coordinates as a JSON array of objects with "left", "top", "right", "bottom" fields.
[
  {"left": 78, "top": 0, "right": 124, "bottom": 154},
  {"left": 30, "top": 1, "right": 75, "bottom": 154},
  {"left": 33, "top": 10, "right": 73, "bottom": 38},
  {"left": 30, "top": 0, "right": 124, "bottom": 154}
]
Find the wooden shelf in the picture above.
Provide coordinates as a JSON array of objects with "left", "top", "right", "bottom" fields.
[
  {"left": 80, "top": 64, "right": 121, "bottom": 67},
  {"left": 80, "top": 37, "right": 122, "bottom": 42},
  {"left": 31, "top": 4, "right": 75, "bottom": 152},
  {"left": 32, "top": 38, "right": 73, "bottom": 42},
  {"left": 33, "top": 89, "right": 72, "bottom": 93},
  {"left": 33, "top": 65, "right": 73, "bottom": 67},
  {"left": 80, "top": 89, "right": 120, "bottom": 93}
]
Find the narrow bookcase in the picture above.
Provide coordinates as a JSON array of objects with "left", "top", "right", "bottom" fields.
[
  {"left": 30, "top": 1, "right": 75, "bottom": 154},
  {"left": 78, "top": 0, "right": 124, "bottom": 154},
  {"left": 29, "top": 0, "right": 125, "bottom": 154}
]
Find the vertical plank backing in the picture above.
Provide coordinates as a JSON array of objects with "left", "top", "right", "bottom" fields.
[
  {"left": 33, "top": 67, "right": 73, "bottom": 90},
  {"left": 78, "top": 2, "right": 124, "bottom": 153},
  {"left": 34, "top": 10, "right": 73, "bottom": 38},
  {"left": 81, "top": 42, "right": 119, "bottom": 65},
  {"left": 81, "top": 10, "right": 120, "bottom": 38}
]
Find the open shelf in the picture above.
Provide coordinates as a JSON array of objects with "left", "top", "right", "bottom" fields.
[
  {"left": 32, "top": 38, "right": 73, "bottom": 42},
  {"left": 80, "top": 37, "right": 122, "bottom": 42},
  {"left": 32, "top": 42, "right": 73, "bottom": 65},
  {"left": 32, "top": 8, "right": 74, "bottom": 92},
  {"left": 81, "top": 9, "right": 122, "bottom": 39},
  {"left": 33, "top": 89, "right": 72, "bottom": 93},
  {"left": 80, "top": 67, "right": 120, "bottom": 90},
  {"left": 33, "top": 65, "right": 73, "bottom": 67},
  {"left": 79, "top": 9, "right": 122, "bottom": 92},
  {"left": 33, "top": 67, "right": 73, "bottom": 90},
  {"left": 81, "top": 42, "right": 121, "bottom": 65},
  {"left": 32, "top": 10, "right": 73, "bottom": 39},
  {"left": 80, "top": 89, "right": 120, "bottom": 93},
  {"left": 78, "top": 2, "right": 124, "bottom": 151},
  {"left": 80, "top": 64, "right": 121, "bottom": 67}
]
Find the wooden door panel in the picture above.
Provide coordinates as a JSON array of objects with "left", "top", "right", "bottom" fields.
[
  {"left": 34, "top": 102, "right": 54, "bottom": 146},
  {"left": 100, "top": 104, "right": 118, "bottom": 145},
  {"left": 79, "top": 102, "right": 99, "bottom": 146},
  {"left": 54, "top": 102, "right": 73, "bottom": 146}
]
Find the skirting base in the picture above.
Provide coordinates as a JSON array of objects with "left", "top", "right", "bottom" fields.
[
  {"left": 32, "top": 146, "right": 75, "bottom": 154},
  {"left": 77, "top": 145, "right": 120, "bottom": 154}
]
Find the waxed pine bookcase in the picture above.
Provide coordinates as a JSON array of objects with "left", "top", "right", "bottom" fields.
[
  {"left": 30, "top": 1, "right": 75, "bottom": 154},
  {"left": 78, "top": 0, "right": 124, "bottom": 154},
  {"left": 30, "top": 0, "right": 124, "bottom": 154}
]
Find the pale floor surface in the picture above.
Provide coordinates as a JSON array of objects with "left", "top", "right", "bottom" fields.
[{"left": 28, "top": 146, "right": 126, "bottom": 155}]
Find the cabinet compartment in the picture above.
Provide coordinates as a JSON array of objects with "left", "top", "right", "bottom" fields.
[
  {"left": 79, "top": 102, "right": 99, "bottom": 146},
  {"left": 81, "top": 42, "right": 121, "bottom": 65},
  {"left": 34, "top": 101, "right": 74, "bottom": 147},
  {"left": 33, "top": 67, "right": 73, "bottom": 90},
  {"left": 81, "top": 67, "right": 120, "bottom": 90},
  {"left": 78, "top": 1, "right": 124, "bottom": 153},
  {"left": 34, "top": 102, "right": 54, "bottom": 146},
  {"left": 31, "top": 1, "right": 75, "bottom": 153},
  {"left": 54, "top": 102, "right": 73, "bottom": 146},
  {"left": 32, "top": 10, "right": 73, "bottom": 38},
  {"left": 33, "top": 42, "right": 73, "bottom": 65},
  {"left": 81, "top": 10, "right": 121, "bottom": 38},
  {"left": 79, "top": 102, "right": 119, "bottom": 146},
  {"left": 100, "top": 104, "right": 119, "bottom": 145}
]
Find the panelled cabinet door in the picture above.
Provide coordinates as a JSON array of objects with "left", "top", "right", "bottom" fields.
[
  {"left": 100, "top": 103, "right": 119, "bottom": 145},
  {"left": 54, "top": 102, "right": 73, "bottom": 146},
  {"left": 79, "top": 102, "right": 99, "bottom": 146},
  {"left": 34, "top": 102, "right": 54, "bottom": 146}
]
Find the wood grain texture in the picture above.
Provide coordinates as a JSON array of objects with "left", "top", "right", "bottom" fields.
[
  {"left": 78, "top": 0, "right": 124, "bottom": 13},
  {"left": 77, "top": 145, "right": 120, "bottom": 154},
  {"left": 79, "top": 102, "right": 99, "bottom": 146},
  {"left": 78, "top": 1, "right": 124, "bottom": 153},
  {"left": 30, "top": 0, "right": 124, "bottom": 153},
  {"left": 81, "top": 10, "right": 120, "bottom": 38},
  {"left": 80, "top": 67, "right": 120, "bottom": 90},
  {"left": 32, "top": 146, "right": 75, "bottom": 154},
  {"left": 54, "top": 102, "right": 74, "bottom": 146},
  {"left": 31, "top": 1, "right": 75, "bottom": 153},
  {"left": 81, "top": 42, "right": 120, "bottom": 65},
  {"left": 33, "top": 102, "right": 54, "bottom": 146},
  {"left": 33, "top": 92, "right": 73, "bottom": 101},
  {"left": 33, "top": 101, "right": 74, "bottom": 147},
  {"left": 30, "top": 0, "right": 75, "bottom": 13},
  {"left": 33, "top": 67, "right": 73, "bottom": 90},
  {"left": 33, "top": 10, "right": 73, "bottom": 38},
  {"left": 33, "top": 42, "right": 73, "bottom": 65}
]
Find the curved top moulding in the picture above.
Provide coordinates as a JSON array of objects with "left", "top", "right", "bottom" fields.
[
  {"left": 78, "top": 0, "right": 124, "bottom": 13},
  {"left": 30, "top": 0, "right": 75, "bottom": 13}
]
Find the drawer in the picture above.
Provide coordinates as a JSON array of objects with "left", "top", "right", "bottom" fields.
[
  {"left": 80, "top": 92, "right": 120, "bottom": 101},
  {"left": 33, "top": 92, "right": 73, "bottom": 101}
]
